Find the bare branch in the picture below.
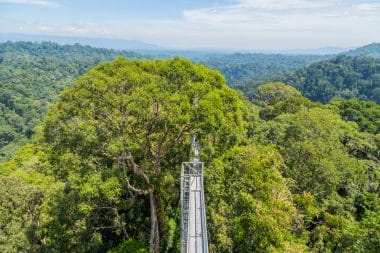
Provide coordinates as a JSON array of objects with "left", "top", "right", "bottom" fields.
[
  {"left": 126, "top": 178, "right": 150, "bottom": 195},
  {"left": 93, "top": 225, "right": 120, "bottom": 231},
  {"left": 119, "top": 151, "right": 150, "bottom": 184}
]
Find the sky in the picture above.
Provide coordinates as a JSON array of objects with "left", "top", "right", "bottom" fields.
[{"left": 1, "top": 0, "right": 380, "bottom": 50}]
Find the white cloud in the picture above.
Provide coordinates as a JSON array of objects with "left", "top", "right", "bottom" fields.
[
  {"left": 35, "top": 23, "right": 111, "bottom": 37},
  {"left": 38, "top": 25, "right": 57, "bottom": 32},
  {"left": 182, "top": 0, "right": 341, "bottom": 25},
  {"left": 180, "top": 0, "right": 380, "bottom": 34},
  {"left": 103, "top": 0, "right": 379, "bottom": 49},
  {"left": 357, "top": 3, "right": 380, "bottom": 12},
  {"left": 237, "top": 0, "right": 335, "bottom": 10},
  {"left": 1, "top": 0, "right": 380, "bottom": 50},
  {"left": 0, "top": 0, "right": 60, "bottom": 7}
]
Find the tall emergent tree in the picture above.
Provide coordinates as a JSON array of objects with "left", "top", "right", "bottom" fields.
[{"left": 41, "top": 57, "right": 247, "bottom": 252}]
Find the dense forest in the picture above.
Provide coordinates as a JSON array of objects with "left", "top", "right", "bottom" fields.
[
  {"left": 126, "top": 50, "right": 327, "bottom": 86},
  {"left": 0, "top": 56, "right": 379, "bottom": 252},
  {"left": 0, "top": 42, "right": 327, "bottom": 161},
  {"left": 194, "top": 43, "right": 380, "bottom": 90},
  {"left": 0, "top": 41, "right": 144, "bottom": 161},
  {"left": 189, "top": 53, "right": 325, "bottom": 86},
  {"left": 0, "top": 41, "right": 379, "bottom": 252},
  {"left": 239, "top": 55, "right": 380, "bottom": 104},
  {"left": 279, "top": 55, "right": 380, "bottom": 103}
]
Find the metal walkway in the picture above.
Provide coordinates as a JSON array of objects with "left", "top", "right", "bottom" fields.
[{"left": 180, "top": 136, "right": 208, "bottom": 253}]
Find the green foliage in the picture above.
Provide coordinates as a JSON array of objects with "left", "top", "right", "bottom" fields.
[
  {"left": 206, "top": 145, "right": 306, "bottom": 252},
  {"left": 3, "top": 41, "right": 378, "bottom": 163},
  {"left": 108, "top": 239, "right": 148, "bottom": 253},
  {"left": 327, "top": 99, "right": 380, "bottom": 133},
  {"left": 0, "top": 41, "right": 323, "bottom": 161},
  {"left": 197, "top": 53, "right": 325, "bottom": 87},
  {"left": 279, "top": 55, "right": 380, "bottom": 103},
  {"left": 372, "top": 88, "right": 380, "bottom": 103},
  {"left": 236, "top": 55, "right": 380, "bottom": 104},
  {"left": 37, "top": 57, "right": 247, "bottom": 252},
  {"left": 259, "top": 96, "right": 319, "bottom": 120},
  {"left": 0, "top": 51, "right": 379, "bottom": 253},
  {"left": 0, "top": 41, "right": 144, "bottom": 161},
  {"left": 0, "top": 143, "right": 59, "bottom": 253},
  {"left": 0, "top": 176, "right": 43, "bottom": 252},
  {"left": 253, "top": 89, "right": 380, "bottom": 252},
  {"left": 256, "top": 82, "right": 302, "bottom": 106}
]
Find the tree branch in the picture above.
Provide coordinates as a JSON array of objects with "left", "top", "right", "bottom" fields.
[
  {"left": 119, "top": 151, "right": 150, "bottom": 184},
  {"left": 126, "top": 178, "right": 150, "bottom": 195},
  {"left": 163, "top": 123, "right": 193, "bottom": 156}
]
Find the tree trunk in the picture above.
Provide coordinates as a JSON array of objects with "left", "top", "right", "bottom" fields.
[{"left": 149, "top": 190, "right": 160, "bottom": 253}]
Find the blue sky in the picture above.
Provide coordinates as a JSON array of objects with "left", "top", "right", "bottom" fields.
[{"left": 1, "top": 0, "right": 380, "bottom": 49}]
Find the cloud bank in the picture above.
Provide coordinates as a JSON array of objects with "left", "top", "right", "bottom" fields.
[
  {"left": 0, "top": 0, "right": 60, "bottom": 7},
  {"left": 1, "top": 0, "right": 380, "bottom": 49}
]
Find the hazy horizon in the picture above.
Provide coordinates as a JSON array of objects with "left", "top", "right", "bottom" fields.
[
  {"left": 0, "top": 32, "right": 363, "bottom": 53},
  {"left": 1, "top": 0, "right": 380, "bottom": 50}
]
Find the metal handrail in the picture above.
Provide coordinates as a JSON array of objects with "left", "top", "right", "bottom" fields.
[{"left": 180, "top": 135, "right": 208, "bottom": 253}]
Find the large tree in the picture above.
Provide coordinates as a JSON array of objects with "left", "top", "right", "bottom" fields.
[{"left": 41, "top": 57, "right": 248, "bottom": 252}]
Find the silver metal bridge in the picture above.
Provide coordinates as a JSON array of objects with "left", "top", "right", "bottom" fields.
[{"left": 180, "top": 136, "right": 208, "bottom": 253}]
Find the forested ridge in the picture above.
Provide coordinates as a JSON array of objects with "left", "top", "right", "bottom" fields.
[
  {"left": 345, "top": 43, "right": 380, "bottom": 58},
  {"left": 190, "top": 53, "right": 326, "bottom": 86},
  {"left": 0, "top": 41, "right": 144, "bottom": 161},
  {"left": 238, "top": 55, "right": 380, "bottom": 104},
  {"left": 0, "top": 42, "right": 379, "bottom": 252},
  {"left": 279, "top": 55, "right": 380, "bottom": 103}
]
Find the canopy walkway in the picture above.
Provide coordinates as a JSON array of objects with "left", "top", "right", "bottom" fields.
[{"left": 180, "top": 136, "right": 209, "bottom": 253}]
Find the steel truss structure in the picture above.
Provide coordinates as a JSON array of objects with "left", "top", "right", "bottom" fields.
[{"left": 180, "top": 136, "right": 208, "bottom": 253}]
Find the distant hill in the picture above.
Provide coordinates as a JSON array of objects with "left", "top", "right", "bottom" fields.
[
  {"left": 194, "top": 53, "right": 327, "bottom": 86},
  {"left": 232, "top": 43, "right": 380, "bottom": 103},
  {"left": 0, "top": 41, "right": 146, "bottom": 161},
  {"left": 277, "top": 47, "right": 350, "bottom": 55},
  {"left": 276, "top": 55, "right": 380, "bottom": 103},
  {"left": 344, "top": 43, "right": 380, "bottom": 58},
  {"left": 0, "top": 33, "right": 161, "bottom": 50}
]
